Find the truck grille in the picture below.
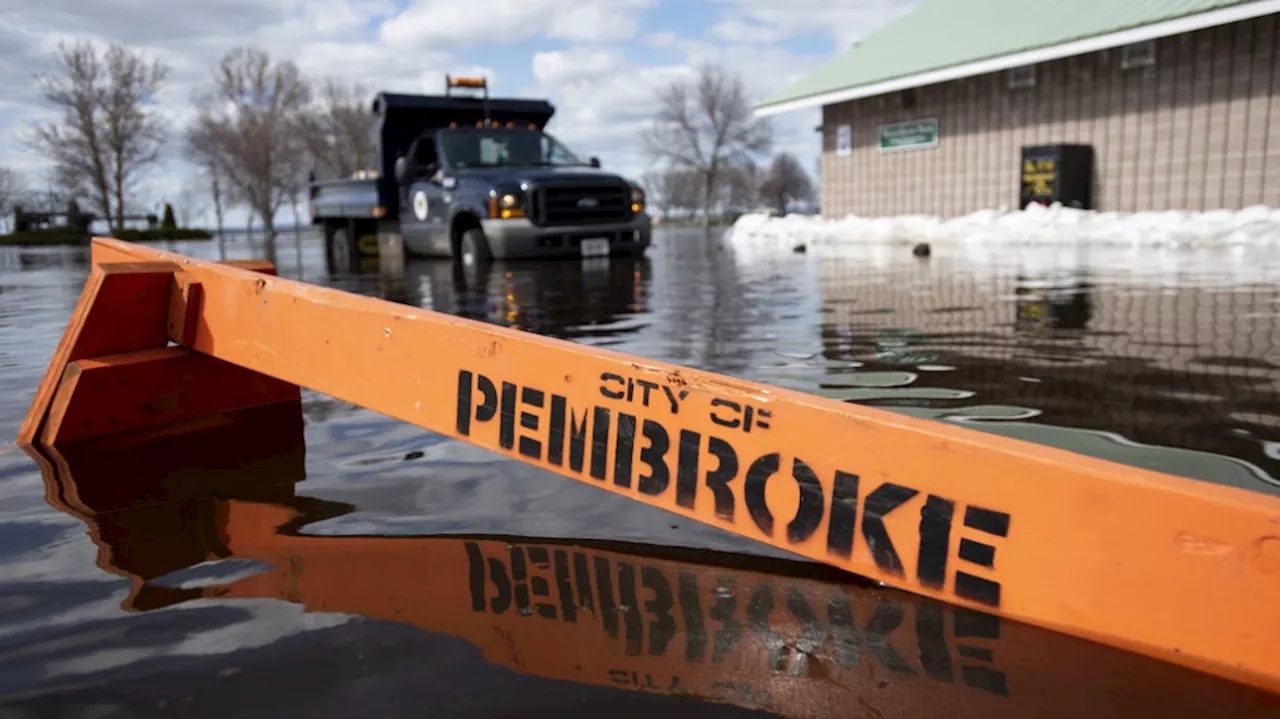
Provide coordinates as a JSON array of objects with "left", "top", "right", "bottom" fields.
[{"left": 528, "top": 183, "right": 630, "bottom": 226}]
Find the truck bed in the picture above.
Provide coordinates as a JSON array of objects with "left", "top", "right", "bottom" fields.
[{"left": 310, "top": 178, "right": 381, "bottom": 221}]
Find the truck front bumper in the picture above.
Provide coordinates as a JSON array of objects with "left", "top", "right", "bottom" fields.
[{"left": 479, "top": 213, "right": 652, "bottom": 260}]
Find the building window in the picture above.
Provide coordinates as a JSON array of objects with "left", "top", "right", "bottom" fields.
[
  {"left": 835, "top": 124, "right": 852, "bottom": 156},
  {"left": 1121, "top": 40, "right": 1156, "bottom": 69},
  {"left": 1008, "top": 64, "right": 1035, "bottom": 89}
]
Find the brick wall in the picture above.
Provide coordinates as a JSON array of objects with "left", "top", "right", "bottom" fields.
[{"left": 819, "top": 14, "right": 1280, "bottom": 218}]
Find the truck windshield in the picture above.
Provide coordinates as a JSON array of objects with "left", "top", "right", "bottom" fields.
[{"left": 438, "top": 128, "right": 586, "bottom": 169}]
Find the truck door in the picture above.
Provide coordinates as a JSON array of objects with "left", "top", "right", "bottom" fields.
[
  {"left": 399, "top": 138, "right": 450, "bottom": 257},
  {"left": 402, "top": 179, "right": 449, "bottom": 257}
]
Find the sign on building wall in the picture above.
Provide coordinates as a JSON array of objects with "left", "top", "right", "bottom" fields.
[
  {"left": 836, "top": 124, "right": 851, "bottom": 156},
  {"left": 876, "top": 118, "right": 939, "bottom": 153}
]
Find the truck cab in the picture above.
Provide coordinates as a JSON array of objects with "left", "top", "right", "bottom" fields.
[{"left": 309, "top": 77, "right": 652, "bottom": 274}]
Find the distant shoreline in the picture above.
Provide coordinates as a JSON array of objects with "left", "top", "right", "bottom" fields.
[{"left": 0, "top": 227, "right": 214, "bottom": 247}]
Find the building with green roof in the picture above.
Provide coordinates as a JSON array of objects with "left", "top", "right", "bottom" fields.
[{"left": 757, "top": 0, "right": 1280, "bottom": 217}]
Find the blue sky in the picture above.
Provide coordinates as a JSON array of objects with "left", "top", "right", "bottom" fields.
[{"left": 0, "top": 0, "right": 919, "bottom": 227}]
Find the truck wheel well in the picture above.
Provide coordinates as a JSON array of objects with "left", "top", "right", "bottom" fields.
[{"left": 451, "top": 212, "right": 482, "bottom": 253}]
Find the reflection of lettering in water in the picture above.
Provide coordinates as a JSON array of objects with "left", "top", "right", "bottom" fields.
[
  {"left": 456, "top": 368, "right": 1013, "bottom": 609},
  {"left": 465, "top": 541, "right": 1009, "bottom": 702}
]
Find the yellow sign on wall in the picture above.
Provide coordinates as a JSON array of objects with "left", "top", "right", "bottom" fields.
[{"left": 1021, "top": 158, "right": 1057, "bottom": 200}]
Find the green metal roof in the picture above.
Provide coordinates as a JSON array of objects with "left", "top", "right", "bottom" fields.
[{"left": 757, "top": 0, "right": 1267, "bottom": 112}]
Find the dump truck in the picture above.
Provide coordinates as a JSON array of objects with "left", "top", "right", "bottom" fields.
[{"left": 308, "top": 76, "right": 652, "bottom": 274}]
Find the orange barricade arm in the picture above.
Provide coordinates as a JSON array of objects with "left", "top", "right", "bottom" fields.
[{"left": 15, "top": 237, "right": 1280, "bottom": 694}]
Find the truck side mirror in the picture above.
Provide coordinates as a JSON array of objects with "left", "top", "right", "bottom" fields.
[
  {"left": 589, "top": 156, "right": 601, "bottom": 168},
  {"left": 394, "top": 155, "right": 412, "bottom": 184}
]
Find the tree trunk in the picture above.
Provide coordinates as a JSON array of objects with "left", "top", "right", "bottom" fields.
[
  {"left": 94, "top": 189, "right": 112, "bottom": 236},
  {"left": 290, "top": 195, "right": 303, "bottom": 280},
  {"left": 259, "top": 207, "right": 276, "bottom": 241},
  {"left": 211, "top": 173, "right": 224, "bottom": 235},
  {"left": 257, "top": 204, "right": 278, "bottom": 268},
  {"left": 85, "top": 130, "right": 112, "bottom": 235},
  {"left": 701, "top": 173, "right": 714, "bottom": 229},
  {"left": 212, "top": 173, "right": 226, "bottom": 261},
  {"left": 113, "top": 165, "right": 125, "bottom": 232}
]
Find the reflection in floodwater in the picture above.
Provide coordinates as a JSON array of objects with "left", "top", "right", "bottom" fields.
[
  {"left": 349, "top": 254, "right": 654, "bottom": 341},
  {"left": 1013, "top": 275, "right": 1094, "bottom": 333},
  {"left": 10, "top": 404, "right": 1280, "bottom": 717},
  {"left": 808, "top": 247, "right": 1280, "bottom": 495}
]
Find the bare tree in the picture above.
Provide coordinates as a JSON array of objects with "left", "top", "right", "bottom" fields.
[
  {"left": 723, "top": 158, "right": 761, "bottom": 212},
  {"left": 185, "top": 126, "right": 237, "bottom": 242},
  {"left": 642, "top": 62, "right": 772, "bottom": 227},
  {"left": 642, "top": 166, "right": 704, "bottom": 223},
  {"left": 102, "top": 45, "right": 170, "bottom": 230},
  {"left": 27, "top": 40, "right": 169, "bottom": 232},
  {"left": 0, "top": 167, "right": 22, "bottom": 233},
  {"left": 190, "top": 46, "right": 311, "bottom": 248},
  {"left": 175, "top": 174, "right": 211, "bottom": 228},
  {"left": 641, "top": 169, "right": 674, "bottom": 222},
  {"left": 298, "top": 78, "right": 377, "bottom": 179},
  {"left": 40, "top": 185, "right": 68, "bottom": 214},
  {"left": 667, "top": 167, "right": 703, "bottom": 219},
  {"left": 759, "top": 152, "right": 814, "bottom": 214}
]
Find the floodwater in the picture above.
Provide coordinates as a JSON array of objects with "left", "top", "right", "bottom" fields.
[{"left": 0, "top": 229, "right": 1278, "bottom": 717}]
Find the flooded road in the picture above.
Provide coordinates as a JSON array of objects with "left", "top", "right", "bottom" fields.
[{"left": 0, "top": 229, "right": 1278, "bottom": 716}]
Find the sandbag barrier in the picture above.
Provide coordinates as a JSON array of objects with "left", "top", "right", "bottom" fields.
[{"left": 16, "top": 237, "right": 1280, "bottom": 694}]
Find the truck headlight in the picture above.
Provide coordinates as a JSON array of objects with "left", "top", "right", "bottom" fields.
[
  {"left": 631, "top": 187, "right": 645, "bottom": 212},
  {"left": 490, "top": 191, "right": 524, "bottom": 219}
]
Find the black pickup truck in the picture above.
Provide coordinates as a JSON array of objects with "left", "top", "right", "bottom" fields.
[{"left": 309, "top": 77, "right": 652, "bottom": 274}]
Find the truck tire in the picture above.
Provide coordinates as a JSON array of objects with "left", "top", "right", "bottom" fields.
[
  {"left": 459, "top": 228, "right": 492, "bottom": 269},
  {"left": 328, "top": 226, "right": 357, "bottom": 275}
]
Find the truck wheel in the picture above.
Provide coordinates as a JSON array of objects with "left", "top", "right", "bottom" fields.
[
  {"left": 329, "top": 226, "right": 357, "bottom": 275},
  {"left": 459, "top": 228, "right": 492, "bottom": 269}
]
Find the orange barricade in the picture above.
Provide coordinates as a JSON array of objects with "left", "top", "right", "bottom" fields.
[
  {"left": 27, "top": 407, "right": 1280, "bottom": 718},
  {"left": 16, "top": 237, "right": 1280, "bottom": 694}
]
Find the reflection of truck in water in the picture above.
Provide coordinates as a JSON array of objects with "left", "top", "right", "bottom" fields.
[
  {"left": 308, "top": 76, "right": 652, "bottom": 274},
  {"left": 380, "top": 255, "right": 653, "bottom": 340}
]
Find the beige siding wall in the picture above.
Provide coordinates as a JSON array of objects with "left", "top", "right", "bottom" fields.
[{"left": 820, "top": 14, "right": 1280, "bottom": 218}]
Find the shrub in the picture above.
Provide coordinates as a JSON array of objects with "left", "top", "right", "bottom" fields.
[
  {"left": 0, "top": 228, "right": 84, "bottom": 246},
  {"left": 114, "top": 227, "right": 213, "bottom": 242},
  {"left": 0, "top": 226, "right": 213, "bottom": 246}
]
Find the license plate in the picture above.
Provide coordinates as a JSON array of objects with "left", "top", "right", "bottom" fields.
[{"left": 580, "top": 238, "right": 610, "bottom": 258}]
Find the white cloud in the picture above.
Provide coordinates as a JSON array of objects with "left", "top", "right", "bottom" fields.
[
  {"left": 707, "top": 0, "right": 922, "bottom": 49},
  {"left": 531, "top": 49, "right": 627, "bottom": 87},
  {"left": 706, "top": 20, "right": 792, "bottom": 45},
  {"left": 645, "top": 31, "right": 679, "bottom": 49},
  {"left": 380, "top": 0, "right": 655, "bottom": 47},
  {"left": 545, "top": 1, "right": 656, "bottom": 43}
]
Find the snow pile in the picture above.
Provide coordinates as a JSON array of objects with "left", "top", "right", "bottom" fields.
[{"left": 727, "top": 203, "right": 1280, "bottom": 251}]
